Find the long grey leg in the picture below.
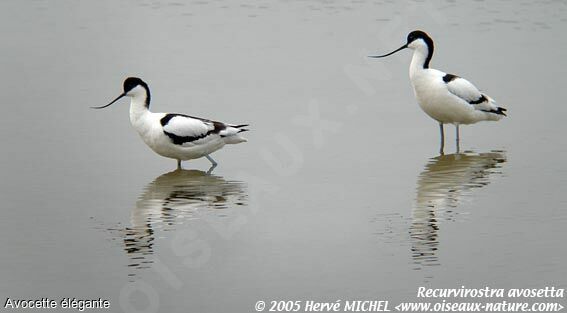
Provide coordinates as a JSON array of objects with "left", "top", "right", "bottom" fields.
[
  {"left": 205, "top": 155, "right": 218, "bottom": 166},
  {"left": 455, "top": 124, "right": 460, "bottom": 154},
  {"left": 439, "top": 123, "right": 445, "bottom": 155},
  {"left": 205, "top": 155, "right": 217, "bottom": 174},
  {"left": 177, "top": 159, "right": 182, "bottom": 169}
]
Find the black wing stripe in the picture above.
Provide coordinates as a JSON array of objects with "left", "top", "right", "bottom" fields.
[
  {"left": 469, "top": 94, "right": 487, "bottom": 105},
  {"left": 164, "top": 130, "right": 215, "bottom": 144},
  {"left": 160, "top": 113, "right": 219, "bottom": 127},
  {"left": 481, "top": 107, "right": 507, "bottom": 116}
]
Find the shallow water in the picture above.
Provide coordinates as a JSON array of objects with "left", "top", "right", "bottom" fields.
[{"left": 0, "top": 0, "right": 566, "bottom": 312}]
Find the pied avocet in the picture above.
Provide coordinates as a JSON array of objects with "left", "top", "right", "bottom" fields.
[
  {"left": 93, "top": 77, "right": 248, "bottom": 169},
  {"left": 369, "top": 30, "right": 506, "bottom": 153}
]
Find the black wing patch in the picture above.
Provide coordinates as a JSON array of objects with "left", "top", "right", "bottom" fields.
[
  {"left": 160, "top": 113, "right": 178, "bottom": 127},
  {"left": 442, "top": 73, "right": 459, "bottom": 83},
  {"left": 160, "top": 114, "right": 226, "bottom": 145}
]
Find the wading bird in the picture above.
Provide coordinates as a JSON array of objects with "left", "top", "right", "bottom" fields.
[
  {"left": 369, "top": 30, "right": 506, "bottom": 154},
  {"left": 93, "top": 77, "right": 248, "bottom": 169}
]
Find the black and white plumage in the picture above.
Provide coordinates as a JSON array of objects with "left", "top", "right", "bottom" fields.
[
  {"left": 93, "top": 77, "right": 248, "bottom": 169},
  {"left": 160, "top": 113, "right": 248, "bottom": 146},
  {"left": 442, "top": 73, "right": 506, "bottom": 115},
  {"left": 369, "top": 30, "right": 507, "bottom": 153}
]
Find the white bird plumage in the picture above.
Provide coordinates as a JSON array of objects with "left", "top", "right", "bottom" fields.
[
  {"left": 370, "top": 30, "right": 507, "bottom": 153},
  {"left": 94, "top": 77, "right": 248, "bottom": 169}
]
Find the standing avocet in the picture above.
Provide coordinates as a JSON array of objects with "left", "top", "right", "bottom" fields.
[
  {"left": 93, "top": 77, "right": 248, "bottom": 169},
  {"left": 369, "top": 30, "right": 506, "bottom": 154}
]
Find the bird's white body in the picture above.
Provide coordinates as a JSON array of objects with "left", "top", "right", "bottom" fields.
[
  {"left": 408, "top": 45, "right": 503, "bottom": 125},
  {"left": 128, "top": 85, "right": 247, "bottom": 162},
  {"left": 130, "top": 97, "right": 246, "bottom": 161},
  {"left": 96, "top": 78, "right": 248, "bottom": 168}
]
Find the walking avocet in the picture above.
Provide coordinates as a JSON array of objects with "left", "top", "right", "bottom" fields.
[
  {"left": 93, "top": 77, "right": 248, "bottom": 169},
  {"left": 369, "top": 30, "right": 506, "bottom": 154}
]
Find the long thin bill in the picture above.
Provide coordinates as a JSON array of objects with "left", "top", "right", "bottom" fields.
[
  {"left": 368, "top": 44, "right": 408, "bottom": 58},
  {"left": 91, "top": 93, "right": 126, "bottom": 109}
]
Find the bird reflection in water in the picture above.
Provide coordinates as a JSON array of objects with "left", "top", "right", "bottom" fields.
[
  {"left": 411, "top": 151, "right": 506, "bottom": 269},
  {"left": 119, "top": 169, "right": 247, "bottom": 278}
]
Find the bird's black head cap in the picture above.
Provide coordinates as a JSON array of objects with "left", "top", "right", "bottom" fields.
[
  {"left": 407, "top": 30, "right": 434, "bottom": 68},
  {"left": 123, "top": 77, "right": 147, "bottom": 93},
  {"left": 123, "top": 77, "right": 150, "bottom": 107}
]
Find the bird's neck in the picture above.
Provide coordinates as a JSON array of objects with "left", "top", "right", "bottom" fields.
[
  {"left": 409, "top": 45, "right": 433, "bottom": 77},
  {"left": 129, "top": 95, "right": 151, "bottom": 125}
]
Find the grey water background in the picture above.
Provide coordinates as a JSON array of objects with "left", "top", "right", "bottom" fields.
[{"left": 0, "top": 0, "right": 566, "bottom": 312}]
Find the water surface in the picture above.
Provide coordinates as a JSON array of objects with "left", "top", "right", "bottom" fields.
[{"left": 0, "top": 1, "right": 565, "bottom": 312}]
